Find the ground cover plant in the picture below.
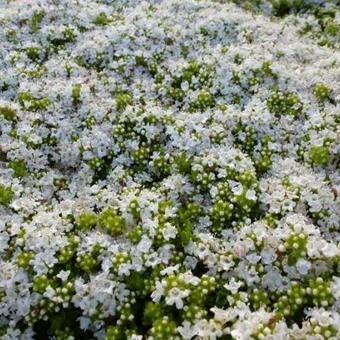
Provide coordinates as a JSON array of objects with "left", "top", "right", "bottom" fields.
[{"left": 0, "top": 0, "right": 339, "bottom": 339}]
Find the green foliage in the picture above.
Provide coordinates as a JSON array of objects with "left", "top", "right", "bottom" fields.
[
  {"left": 9, "top": 159, "right": 27, "bottom": 178},
  {"left": 151, "top": 153, "right": 171, "bottom": 179},
  {"left": 0, "top": 184, "right": 14, "bottom": 206},
  {"left": 311, "top": 322, "right": 337, "bottom": 339},
  {"left": 94, "top": 12, "right": 109, "bottom": 26},
  {"left": 111, "top": 252, "right": 130, "bottom": 273},
  {"left": 183, "top": 304, "right": 206, "bottom": 321},
  {"left": 72, "top": 84, "right": 82, "bottom": 105},
  {"left": 309, "top": 145, "right": 330, "bottom": 166},
  {"left": 88, "top": 157, "right": 105, "bottom": 171},
  {"left": 211, "top": 200, "right": 233, "bottom": 224},
  {"left": 274, "top": 282, "right": 307, "bottom": 318},
  {"left": 174, "top": 152, "right": 192, "bottom": 175},
  {"left": 26, "top": 46, "right": 40, "bottom": 61},
  {"left": 29, "top": 10, "right": 45, "bottom": 33},
  {"left": 105, "top": 325, "right": 120, "bottom": 340},
  {"left": 0, "top": 106, "right": 16, "bottom": 121},
  {"left": 271, "top": 0, "right": 305, "bottom": 17},
  {"left": 49, "top": 26, "right": 76, "bottom": 49},
  {"left": 18, "top": 92, "right": 51, "bottom": 111}
]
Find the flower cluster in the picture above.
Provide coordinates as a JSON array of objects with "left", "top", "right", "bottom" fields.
[{"left": 0, "top": 0, "right": 339, "bottom": 339}]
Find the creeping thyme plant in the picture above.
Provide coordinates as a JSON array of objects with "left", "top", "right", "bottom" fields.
[{"left": 0, "top": 0, "right": 340, "bottom": 339}]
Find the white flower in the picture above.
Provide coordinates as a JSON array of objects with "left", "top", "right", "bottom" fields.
[
  {"left": 162, "top": 223, "right": 177, "bottom": 240},
  {"left": 211, "top": 307, "right": 230, "bottom": 324},
  {"left": 136, "top": 235, "right": 152, "bottom": 253},
  {"left": 231, "top": 183, "right": 243, "bottom": 196},
  {"left": 128, "top": 335, "right": 142, "bottom": 340},
  {"left": 181, "top": 81, "right": 189, "bottom": 92},
  {"left": 246, "top": 189, "right": 257, "bottom": 201},
  {"left": 246, "top": 253, "right": 261, "bottom": 264},
  {"left": 224, "top": 278, "right": 243, "bottom": 294},
  {"left": 1, "top": 0, "right": 339, "bottom": 335},
  {"left": 118, "top": 263, "right": 132, "bottom": 276},
  {"left": 261, "top": 247, "right": 277, "bottom": 264},
  {"left": 331, "top": 277, "right": 340, "bottom": 300},
  {"left": 219, "top": 255, "right": 234, "bottom": 271},
  {"left": 321, "top": 243, "right": 339, "bottom": 258},
  {"left": 296, "top": 259, "right": 311, "bottom": 275},
  {"left": 151, "top": 281, "right": 164, "bottom": 303},
  {"left": 145, "top": 252, "right": 161, "bottom": 267},
  {"left": 177, "top": 321, "right": 197, "bottom": 339},
  {"left": 179, "top": 271, "right": 200, "bottom": 286},
  {"left": 160, "top": 264, "right": 180, "bottom": 276},
  {"left": 56, "top": 270, "right": 70, "bottom": 281},
  {"left": 184, "top": 256, "right": 198, "bottom": 269},
  {"left": 196, "top": 319, "right": 223, "bottom": 340},
  {"left": 78, "top": 316, "right": 91, "bottom": 330},
  {"left": 165, "top": 287, "right": 190, "bottom": 309},
  {"left": 43, "top": 286, "right": 55, "bottom": 299}
]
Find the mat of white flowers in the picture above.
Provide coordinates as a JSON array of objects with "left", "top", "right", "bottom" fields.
[{"left": 0, "top": 0, "right": 339, "bottom": 339}]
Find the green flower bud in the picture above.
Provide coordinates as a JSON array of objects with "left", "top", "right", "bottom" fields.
[
  {"left": 150, "top": 316, "right": 178, "bottom": 340},
  {"left": 190, "top": 90, "right": 215, "bottom": 111},
  {"left": 143, "top": 302, "right": 163, "bottom": 325},
  {"left": 250, "top": 288, "right": 270, "bottom": 310},
  {"left": 267, "top": 91, "right": 303, "bottom": 117},
  {"left": 128, "top": 226, "right": 143, "bottom": 244},
  {"left": 116, "top": 92, "right": 132, "bottom": 111},
  {"left": 33, "top": 275, "right": 50, "bottom": 293},
  {"left": 306, "top": 277, "right": 333, "bottom": 307},
  {"left": 99, "top": 207, "right": 126, "bottom": 236},
  {"left": 284, "top": 232, "right": 307, "bottom": 266},
  {"left": 76, "top": 252, "right": 100, "bottom": 273},
  {"left": 183, "top": 304, "right": 206, "bottom": 321},
  {"left": 16, "top": 250, "right": 34, "bottom": 270},
  {"left": 76, "top": 212, "right": 97, "bottom": 231},
  {"left": 128, "top": 199, "right": 141, "bottom": 221},
  {"left": 313, "top": 83, "right": 331, "bottom": 102}
]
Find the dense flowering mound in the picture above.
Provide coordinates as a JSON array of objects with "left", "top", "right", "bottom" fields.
[{"left": 0, "top": 0, "right": 339, "bottom": 339}]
